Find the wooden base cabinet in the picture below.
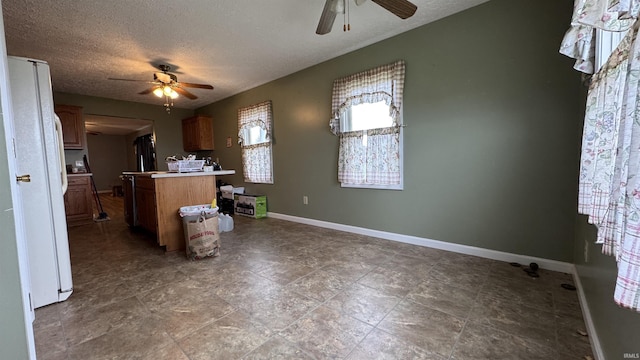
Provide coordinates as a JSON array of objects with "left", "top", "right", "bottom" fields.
[
  {"left": 135, "top": 175, "right": 157, "bottom": 234},
  {"left": 64, "top": 174, "right": 93, "bottom": 226}
]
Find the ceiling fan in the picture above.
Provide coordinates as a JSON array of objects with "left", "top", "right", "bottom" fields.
[
  {"left": 108, "top": 64, "right": 214, "bottom": 112},
  {"left": 316, "top": 0, "right": 417, "bottom": 35}
]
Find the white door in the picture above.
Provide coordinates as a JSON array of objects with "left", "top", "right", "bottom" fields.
[{"left": 0, "top": 8, "right": 37, "bottom": 359}]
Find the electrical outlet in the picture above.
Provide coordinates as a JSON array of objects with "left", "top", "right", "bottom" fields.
[{"left": 303, "top": 195, "right": 308, "bottom": 205}]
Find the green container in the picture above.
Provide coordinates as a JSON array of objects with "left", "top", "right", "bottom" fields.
[{"left": 234, "top": 194, "right": 267, "bottom": 218}]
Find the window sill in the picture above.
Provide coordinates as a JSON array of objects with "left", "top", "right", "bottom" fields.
[{"left": 340, "top": 183, "right": 403, "bottom": 191}]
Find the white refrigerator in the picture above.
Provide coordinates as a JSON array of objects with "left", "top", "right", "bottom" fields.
[{"left": 8, "top": 56, "right": 73, "bottom": 309}]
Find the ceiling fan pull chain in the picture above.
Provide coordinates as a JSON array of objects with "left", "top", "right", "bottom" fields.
[
  {"left": 342, "top": 0, "right": 351, "bottom": 32},
  {"left": 343, "top": 0, "right": 347, "bottom": 31},
  {"left": 316, "top": 0, "right": 416, "bottom": 35},
  {"left": 347, "top": 0, "right": 351, "bottom": 31}
]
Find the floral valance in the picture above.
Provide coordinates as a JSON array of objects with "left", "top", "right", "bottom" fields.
[
  {"left": 560, "top": 0, "right": 638, "bottom": 73},
  {"left": 238, "top": 100, "right": 272, "bottom": 145},
  {"left": 329, "top": 60, "right": 405, "bottom": 135}
]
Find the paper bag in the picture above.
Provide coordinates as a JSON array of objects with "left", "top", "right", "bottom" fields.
[{"left": 185, "top": 214, "right": 220, "bottom": 260}]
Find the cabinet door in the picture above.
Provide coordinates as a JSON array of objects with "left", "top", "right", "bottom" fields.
[
  {"left": 55, "top": 105, "right": 84, "bottom": 149},
  {"left": 64, "top": 176, "right": 93, "bottom": 226},
  {"left": 122, "top": 177, "right": 135, "bottom": 226},
  {"left": 135, "top": 176, "right": 157, "bottom": 234},
  {"left": 182, "top": 115, "right": 213, "bottom": 151},
  {"left": 135, "top": 188, "right": 148, "bottom": 231},
  {"left": 182, "top": 117, "right": 198, "bottom": 151}
]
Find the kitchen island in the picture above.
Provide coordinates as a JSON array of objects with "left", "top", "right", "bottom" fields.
[{"left": 122, "top": 170, "right": 235, "bottom": 252}]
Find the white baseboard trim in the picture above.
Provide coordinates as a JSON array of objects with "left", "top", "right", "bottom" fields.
[
  {"left": 571, "top": 265, "right": 604, "bottom": 360},
  {"left": 267, "top": 212, "right": 574, "bottom": 274}
]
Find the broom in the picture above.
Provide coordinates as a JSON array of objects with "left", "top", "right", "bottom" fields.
[{"left": 83, "top": 155, "right": 110, "bottom": 222}]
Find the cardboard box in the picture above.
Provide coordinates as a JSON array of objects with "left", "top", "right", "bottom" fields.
[
  {"left": 221, "top": 186, "right": 245, "bottom": 200},
  {"left": 234, "top": 194, "right": 267, "bottom": 218}
]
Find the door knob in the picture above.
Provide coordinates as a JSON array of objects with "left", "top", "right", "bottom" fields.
[{"left": 16, "top": 174, "right": 31, "bottom": 183}]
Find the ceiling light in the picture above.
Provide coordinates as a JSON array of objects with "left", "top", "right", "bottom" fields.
[{"left": 153, "top": 85, "right": 179, "bottom": 113}]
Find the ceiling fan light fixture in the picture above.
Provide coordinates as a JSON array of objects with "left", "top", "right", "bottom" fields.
[{"left": 109, "top": 64, "right": 213, "bottom": 114}]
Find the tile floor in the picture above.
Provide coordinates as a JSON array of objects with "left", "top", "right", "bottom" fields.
[{"left": 33, "top": 196, "right": 594, "bottom": 359}]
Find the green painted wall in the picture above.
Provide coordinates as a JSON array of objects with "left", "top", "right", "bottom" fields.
[
  {"left": 198, "top": 0, "right": 583, "bottom": 262},
  {"left": 86, "top": 134, "right": 128, "bottom": 191},
  {"left": 53, "top": 92, "right": 194, "bottom": 171},
  {"left": 574, "top": 216, "right": 640, "bottom": 358}
]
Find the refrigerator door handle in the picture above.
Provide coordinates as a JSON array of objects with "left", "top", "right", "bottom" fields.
[{"left": 54, "top": 114, "right": 68, "bottom": 194}]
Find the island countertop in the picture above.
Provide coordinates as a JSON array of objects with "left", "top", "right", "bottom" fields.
[
  {"left": 122, "top": 170, "right": 235, "bottom": 178},
  {"left": 67, "top": 172, "right": 93, "bottom": 177}
]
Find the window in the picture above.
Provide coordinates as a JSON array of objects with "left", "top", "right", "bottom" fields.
[
  {"left": 238, "top": 101, "right": 273, "bottom": 184},
  {"left": 595, "top": 28, "right": 628, "bottom": 71},
  {"left": 240, "top": 125, "right": 269, "bottom": 146},
  {"left": 341, "top": 101, "right": 394, "bottom": 132},
  {"left": 329, "top": 60, "right": 405, "bottom": 189}
]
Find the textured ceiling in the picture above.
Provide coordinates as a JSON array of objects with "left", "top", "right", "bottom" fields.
[{"left": 2, "top": 0, "right": 488, "bottom": 111}]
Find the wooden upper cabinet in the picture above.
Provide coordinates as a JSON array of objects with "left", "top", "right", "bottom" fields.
[
  {"left": 182, "top": 115, "right": 213, "bottom": 151},
  {"left": 55, "top": 105, "right": 84, "bottom": 149}
]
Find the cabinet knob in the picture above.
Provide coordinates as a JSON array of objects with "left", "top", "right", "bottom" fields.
[{"left": 16, "top": 174, "right": 31, "bottom": 183}]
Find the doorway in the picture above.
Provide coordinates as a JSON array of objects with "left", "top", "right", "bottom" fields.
[{"left": 84, "top": 115, "right": 154, "bottom": 192}]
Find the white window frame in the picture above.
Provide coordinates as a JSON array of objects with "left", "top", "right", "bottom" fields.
[{"left": 595, "top": 28, "right": 628, "bottom": 71}]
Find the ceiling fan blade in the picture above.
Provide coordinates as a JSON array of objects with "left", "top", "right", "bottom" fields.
[
  {"left": 179, "top": 82, "right": 214, "bottom": 90},
  {"left": 108, "top": 77, "right": 150, "bottom": 83},
  {"left": 138, "top": 87, "right": 156, "bottom": 95},
  {"left": 174, "top": 87, "right": 198, "bottom": 100},
  {"left": 371, "top": 0, "right": 417, "bottom": 19},
  {"left": 316, "top": 0, "right": 340, "bottom": 35}
]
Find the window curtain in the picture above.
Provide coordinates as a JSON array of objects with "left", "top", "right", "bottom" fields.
[
  {"left": 330, "top": 60, "right": 405, "bottom": 185},
  {"left": 561, "top": 0, "right": 640, "bottom": 311},
  {"left": 238, "top": 101, "right": 273, "bottom": 184}
]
